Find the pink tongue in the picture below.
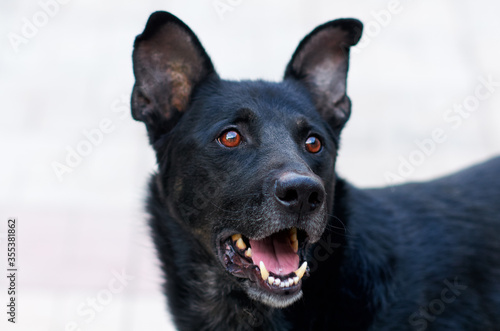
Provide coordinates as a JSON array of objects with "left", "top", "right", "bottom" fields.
[{"left": 249, "top": 231, "right": 299, "bottom": 275}]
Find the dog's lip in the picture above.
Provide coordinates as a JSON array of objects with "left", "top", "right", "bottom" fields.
[{"left": 216, "top": 228, "right": 310, "bottom": 298}]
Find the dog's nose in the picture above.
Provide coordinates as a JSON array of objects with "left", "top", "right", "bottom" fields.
[{"left": 274, "top": 173, "right": 325, "bottom": 214}]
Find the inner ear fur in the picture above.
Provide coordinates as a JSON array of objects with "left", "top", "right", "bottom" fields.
[
  {"left": 131, "top": 11, "right": 217, "bottom": 142},
  {"left": 284, "top": 19, "right": 363, "bottom": 133}
]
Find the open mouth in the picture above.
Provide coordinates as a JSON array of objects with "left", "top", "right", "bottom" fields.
[{"left": 219, "top": 227, "right": 310, "bottom": 302}]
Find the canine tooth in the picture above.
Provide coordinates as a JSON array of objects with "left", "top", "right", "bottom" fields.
[
  {"left": 294, "top": 262, "right": 308, "bottom": 280},
  {"left": 293, "top": 276, "right": 299, "bottom": 285},
  {"left": 268, "top": 276, "right": 275, "bottom": 285},
  {"left": 231, "top": 234, "right": 242, "bottom": 242},
  {"left": 291, "top": 240, "right": 299, "bottom": 253},
  {"left": 259, "top": 261, "right": 269, "bottom": 281},
  {"left": 236, "top": 238, "right": 246, "bottom": 250},
  {"left": 274, "top": 278, "right": 281, "bottom": 286},
  {"left": 245, "top": 248, "right": 252, "bottom": 258}
]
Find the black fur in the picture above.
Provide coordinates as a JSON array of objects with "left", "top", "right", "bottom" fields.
[{"left": 131, "top": 12, "right": 500, "bottom": 330}]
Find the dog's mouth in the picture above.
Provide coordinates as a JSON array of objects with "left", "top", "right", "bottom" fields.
[{"left": 219, "top": 227, "right": 310, "bottom": 306}]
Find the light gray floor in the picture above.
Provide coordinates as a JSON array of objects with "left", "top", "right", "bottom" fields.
[{"left": 1, "top": 0, "right": 500, "bottom": 330}]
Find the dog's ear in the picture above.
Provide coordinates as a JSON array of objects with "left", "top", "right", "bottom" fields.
[
  {"left": 131, "top": 12, "right": 217, "bottom": 142},
  {"left": 284, "top": 19, "right": 362, "bottom": 134}
]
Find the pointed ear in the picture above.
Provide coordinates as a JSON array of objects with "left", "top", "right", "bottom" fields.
[
  {"left": 284, "top": 19, "right": 362, "bottom": 134},
  {"left": 131, "top": 11, "right": 217, "bottom": 142}
]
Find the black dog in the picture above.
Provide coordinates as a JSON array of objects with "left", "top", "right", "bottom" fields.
[{"left": 131, "top": 12, "right": 500, "bottom": 330}]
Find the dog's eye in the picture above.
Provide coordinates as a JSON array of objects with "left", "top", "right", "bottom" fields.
[
  {"left": 218, "top": 130, "right": 242, "bottom": 148},
  {"left": 305, "top": 135, "right": 322, "bottom": 153}
]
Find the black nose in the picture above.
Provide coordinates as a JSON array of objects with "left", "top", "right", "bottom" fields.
[{"left": 274, "top": 173, "right": 325, "bottom": 214}]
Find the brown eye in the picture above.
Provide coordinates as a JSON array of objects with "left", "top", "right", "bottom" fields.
[
  {"left": 218, "top": 130, "right": 242, "bottom": 148},
  {"left": 305, "top": 135, "right": 322, "bottom": 153}
]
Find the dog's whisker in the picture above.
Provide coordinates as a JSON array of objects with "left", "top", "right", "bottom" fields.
[{"left": 326, "top": 214, "right": 349, "bottom": 232}]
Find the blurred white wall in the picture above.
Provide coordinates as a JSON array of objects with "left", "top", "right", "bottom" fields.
[{"left": 1, "top": 0, "right": 499, "bottom": 330}]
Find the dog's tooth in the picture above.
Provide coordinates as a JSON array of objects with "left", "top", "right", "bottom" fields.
[
  {"left": 289, "top": 228, "right": 299, "bottom": 253},
  {"left": 259, "top": 261, "right": 269, "bottom": 281},
  {"left": 293, "top": 276, "right": 299, "bottom": 285},
  {"left": 245, "top": 248, "right": 252, "bottom": 258},
  {"left": 274, "top": 278, "right": 281, "bottom": 286},
  {"left": 288, "top": 278, "right": 294, "bottom": 286},
  {"left": 231, "top": 234, "right": 242, "bottom": 242},
  {"left": 283, "top": 280, "right": 289, "bottom": 287},
  {"left": 236, "top": 238, "right": 246, "bottom": 250},
  {"left": 294, "top": 262, "right": 308, "bottom": 280},
  {"left": 280, "top": 281, "right": 285, "bottom": 288},
  {"left": 268, "top": 276, "right": 275, "bottom": 285}
]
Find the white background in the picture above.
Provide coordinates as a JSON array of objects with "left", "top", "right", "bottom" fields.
[{"left": 1, "top": 0, "right": 499, "bottom": 330}]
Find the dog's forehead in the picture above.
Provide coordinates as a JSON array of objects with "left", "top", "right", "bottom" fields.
[{"left": 194, "top": 79, "right": 322, "bottom": 125}]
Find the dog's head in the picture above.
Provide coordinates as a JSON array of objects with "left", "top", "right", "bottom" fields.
[{"left": 131, "top": 12, "right": 362, "bottom": 308}]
